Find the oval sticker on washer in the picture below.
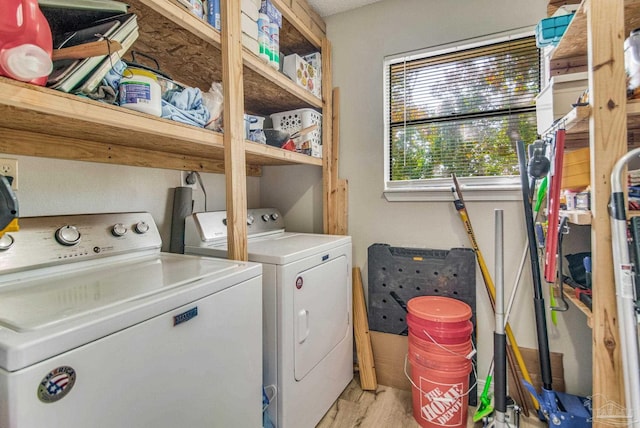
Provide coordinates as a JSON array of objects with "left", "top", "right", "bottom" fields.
[
  {"left": 37, "top": 366, "right": 76, "bottom": 403},
  {"left": 295, "top": 276, "right": 303, "bottom": 289}
]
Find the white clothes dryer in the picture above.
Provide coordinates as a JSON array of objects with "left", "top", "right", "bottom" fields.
[
  {"left": 184, "top": 209, "right": 353, "bottom": 428},
  {"left": 0, "top": 212, "right": 262, "bottom": 428}
]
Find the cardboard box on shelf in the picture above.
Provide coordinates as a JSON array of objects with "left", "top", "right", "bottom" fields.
[
  {"left": 241, "top": 12, "right": 258, "bottom": 40},
  {"left": 242, "top": 0, "right": 259, "bottom": 20},
  {"left": 242, "top": 33, "right": 259, "bottom": 55},
  {"left": 303, "top": 52, "right": 321, "bottom": 73},
  {"left": 562, "top": 147, "right": 590, "bottom": 190},
  {"left": 282, "top": 54, "right": 320, "bottom": 98},
  {"left": 535, "top": 72, "right": 587, "bottom": 134}
]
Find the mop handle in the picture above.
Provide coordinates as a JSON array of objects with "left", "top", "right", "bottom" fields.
[
  {"left": 495, "top": 210, "right": 507, "bottom": 420},
  {"left": 452, "top": 174, "right": 539, "bottom": 412}
]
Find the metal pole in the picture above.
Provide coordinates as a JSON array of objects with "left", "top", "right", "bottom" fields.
[
  {"left": 610, "top": 147, "right": 640, "bottom": 425},
  {"left": 494, "top": 209, "right": 507, "bottom": 428}
]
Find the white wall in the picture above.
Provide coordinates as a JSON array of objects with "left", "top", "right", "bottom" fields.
[
  {"left": 3, "top": 154, "right": 261, "bottom": 251},
  {"left": 262, "top": 0, "right": 594, "bottom": 396},
  {"left": 260, "top": 164, "right": 323, "bottom": 232}
]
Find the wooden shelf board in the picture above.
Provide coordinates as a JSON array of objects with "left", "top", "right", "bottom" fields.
[
  {"left": 0, "top": 79, "right": 225, "bottom": 156},
  {"left": 243, "top": 51, "right": 322, "bottom": 115},
  {"left": 551, "top": 101, "right": 640, "bottom": 147},
  {"left": 127, "top": 0, "right": 322, "bottom": 116},
  {"left": 127, "top": 0, "right": 223, "bottom": 91},
  {"left": 0, "top": 78, "right": 322, "bottom": 169},
  {"left": 560, "top": 209, "right": 592, "bottom": 225},
  {"left": 0, "top": 126, "right": 243, "bottom": 174},
  {"left": 271, "top": 0, "right": 322, "bottom": 49},
  {"left": 562, "top": 284, "right": 593, "bottom": 328},
  {"left": 563, "top": 104, "right": 591, "bottom": 133},
  {"left": 547, "top": 0, "right": 581, "bottom": 17},
  {"left": 552, "top": 0, "right": 640, "bottom": 61},
  {"left": 246, "top": 141, "right": 323, "bottom": 166},
  {"left": 279, "top": 18, "right": 319, "bottom": 56}
]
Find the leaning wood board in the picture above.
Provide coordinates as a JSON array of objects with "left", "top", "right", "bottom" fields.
[{"left": 352, "top": 267, "right": 377, "bottom": 391}]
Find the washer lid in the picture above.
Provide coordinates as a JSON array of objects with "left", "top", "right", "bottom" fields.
[{"left": 0, "top": 253, "right": 261, "bottom": 371}]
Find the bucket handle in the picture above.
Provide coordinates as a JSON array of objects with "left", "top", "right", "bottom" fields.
[
  {"left": 419, "top": 328, "right": 477, "bottom": 360},
  {"left": 403, "top": 354, "right": 478, "bottom": 402}
]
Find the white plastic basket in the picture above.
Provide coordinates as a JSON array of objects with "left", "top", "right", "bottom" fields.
[{"left": 270, "top": 108, "right": 322, "bottom": 157}]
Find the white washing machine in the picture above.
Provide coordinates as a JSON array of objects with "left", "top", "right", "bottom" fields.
[
  {"left": 0, "top": 212, "right": 263, "bottom": 428},
  {"left": 184, "top": 209, "right": 353, "bottom": 428}
]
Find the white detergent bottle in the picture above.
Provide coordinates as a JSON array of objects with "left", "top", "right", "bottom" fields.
[
  {"left": 258, "top": 13, "right": 271, "bottom": 63},
  {"left": 269, "top": 23, "right": 279, "bottom": 70}
]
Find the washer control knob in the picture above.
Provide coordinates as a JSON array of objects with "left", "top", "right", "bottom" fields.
[
  {"left": 247, "top": 215, "right": 255, "bottom": 225},
  {"left": 261, "top": 214, "right": 270, "bottom": 222},
  {"left": 112, "top": 223, "right": 127, "bottom": 237},
  {"left": 222, "top": 218, "right": 227, "bottom": 226},
  {"left": 270, "top": 213, "right": 279, "bottom": 221},
  {"left": 0, "top": 234, "right": 14, "bottom": 251},
  {"left": 134, "top": 221, "right": 150, "bottom": 234},
  {"left": 55, "top": 225, "right": 81, "bottom": 246}
]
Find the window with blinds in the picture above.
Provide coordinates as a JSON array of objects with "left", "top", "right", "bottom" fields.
[{"left": 384, "top": 34, "right": 540, "bottom": 189}]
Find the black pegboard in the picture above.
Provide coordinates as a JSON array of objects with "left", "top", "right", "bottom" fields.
[
  {"left": 367, "top": 243, "right": 478, "bottom": 406},
  {"left": 367, "top": 243, "right": 476, "bottom": 335}
]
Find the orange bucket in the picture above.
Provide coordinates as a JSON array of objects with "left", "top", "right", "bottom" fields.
[
  {"left": 408, "top": 331, "right": 472, "bottom": 367},
  {"left": 407, "top": 296, "right": 473, "bottom": 345},
  {"left": 408, "top": 352, "right": 472, "bottom": 428}
]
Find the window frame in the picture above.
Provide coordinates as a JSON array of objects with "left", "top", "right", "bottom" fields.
[{"left": 382, "top": 28, "right": 538, "bottom": 202}]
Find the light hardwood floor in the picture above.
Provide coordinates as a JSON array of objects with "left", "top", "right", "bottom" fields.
[{"left": 317, "top": 375, "right": 546, "bottom": 428}]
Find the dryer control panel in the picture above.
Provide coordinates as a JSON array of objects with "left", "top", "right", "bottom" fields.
[{"left": 186, "top": 208, "right": 285, "bottom": 245}]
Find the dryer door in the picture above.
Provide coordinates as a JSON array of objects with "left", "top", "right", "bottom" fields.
[{"left": 293, "top": 255, "right": 349, "bottom": 380}]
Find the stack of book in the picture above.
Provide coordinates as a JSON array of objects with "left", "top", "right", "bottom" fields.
[{"left": 47, "top": 12, "right": 139, "bottom": 94}]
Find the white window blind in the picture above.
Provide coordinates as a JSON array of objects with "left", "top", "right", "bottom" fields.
[{"left": 384, "top": 34, "right": 540, "bottom": 192}]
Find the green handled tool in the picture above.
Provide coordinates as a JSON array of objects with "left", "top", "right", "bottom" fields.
[{"left": 473, "top": 360, "right": 494, "bottom": 422}]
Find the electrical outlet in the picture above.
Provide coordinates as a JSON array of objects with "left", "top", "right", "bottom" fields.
[
  {"left": 0, "top": 158, "right": 18, "bottom": 190},
  {"left": 180, "top": 171, "right": 197, "bottom": 189}
]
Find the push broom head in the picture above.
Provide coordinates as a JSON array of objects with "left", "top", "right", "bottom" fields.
[
  {"left": 473, "top": 372, "right": 494, "bottom": 423},
  {"left": 472, "top": 393, "right": 494, "bottom": 422}
]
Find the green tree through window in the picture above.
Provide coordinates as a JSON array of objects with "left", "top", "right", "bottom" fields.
[{"left": 386, "top": 35, "right": 540, "bottom": 182}]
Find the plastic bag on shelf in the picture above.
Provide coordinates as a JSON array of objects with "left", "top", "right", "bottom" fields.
[{"left": 201, "top": 81, "right": 224, "bottom": 131}]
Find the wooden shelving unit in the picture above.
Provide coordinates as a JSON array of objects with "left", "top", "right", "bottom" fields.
[
  {"left": 562, "top": 284, "right": 593, "bottom": 328},
  {"left": 550, "top": 100, "right": 640, "bottom": 149},
  {"left": 0, "top": 0, "right": 326, "bottom": 174},
  {"left": 559, "top": 209, "right": 591, "bottom": 225},
  {"left": 545, "top": 0, "right": 633, "bottom": 419},
  {"left": 0, "top": 0, "right": 334, "bottom": 260},
  {"left": 0, "top": 78, "right": 321, "bottom": 175},
  {"left": 551, "top": 0, "right": 640, "bottom": 65}
]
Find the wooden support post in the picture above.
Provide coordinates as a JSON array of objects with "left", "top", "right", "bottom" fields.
[
  {"left": 221, "top": 0, "right": 248, "bottom": 261},
  {"left": 335, "top": 178, "right": 348, "bottom": 236},
  {"left": 587, "top": 0, "right": 627, "bottom": 419},
  {"left": 352, "top": 267, "right": 377, "bottom": 391},
  {"left": 322, "top": 38, "right": 333, "bottom": 234}
]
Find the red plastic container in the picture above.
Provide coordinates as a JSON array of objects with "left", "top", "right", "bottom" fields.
[
  {"left": 406, "top": 296, "right": 473, "bottom": 345},
  {"left": 409, "top": 352, "right": 471, "bottom": 428},
  {"left": 408, "top": 330, "right": 473, "bottom": 367},
  {"left": 0, "top": 0, "right": 53, "bottom": 86},
  {"left": 406, "top": 312, "right": 473, "bottom": 345}
]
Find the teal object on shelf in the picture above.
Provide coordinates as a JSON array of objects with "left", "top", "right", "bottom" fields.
[{"left": 535, "top": 13, "right": 575, "bottom": 48}]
